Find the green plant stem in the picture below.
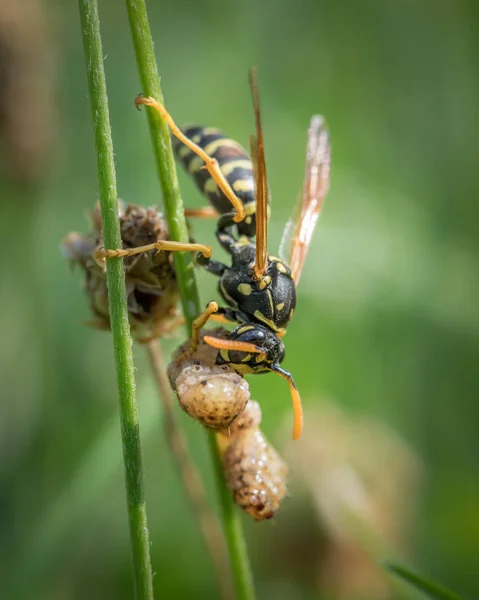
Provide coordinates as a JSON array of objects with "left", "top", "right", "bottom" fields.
[
  {"left": 207, "top": 433, "right": 255, "bottom": 600},
  {"left": 145, "top": 341, "right": 235, "bottom": 600},
  {"left": 78, "top": 2, "right": 154, "bottom": 599},
  {"left": 125, "top": 0, "right": 199, "bottom": 329},
  {"left": 124, "top": 2, "right": 256, "bottom": 598}
]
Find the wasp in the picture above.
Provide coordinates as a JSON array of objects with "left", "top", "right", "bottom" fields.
[{"left": 100, "top": 69, "right": 331, "bottom": 440}]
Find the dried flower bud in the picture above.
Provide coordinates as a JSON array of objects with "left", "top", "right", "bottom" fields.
[
  {"left": 169, "top": 330, "right": 250, "bottom": 428},
  {"left": 62, "top": 202, "right": 181, "bottom": 341},
  {"left": 218, "top": 401, "right": 288, "bottom": 521}
]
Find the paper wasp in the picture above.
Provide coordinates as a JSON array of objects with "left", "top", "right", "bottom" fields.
[{"left": 97, "top": 69, "right": 331, "bottom": 440}]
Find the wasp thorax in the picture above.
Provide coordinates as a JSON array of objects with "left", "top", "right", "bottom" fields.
[
  {"left": 218, "top": 400, "right": 288, "bottom": 521},
  {"left": 168, "top": 329, "right": 250, "bottom": 429}
]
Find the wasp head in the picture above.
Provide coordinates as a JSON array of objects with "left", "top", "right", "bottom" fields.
[{"left": 214, "top": 323, "right": 284, "bottom": 373}]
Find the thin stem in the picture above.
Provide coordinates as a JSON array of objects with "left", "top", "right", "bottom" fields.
[
  {"left": 124, "top": 2, "right": 256, "bottom": 598},
  {"left": 125, "top": 0, "right": 199, "bottom": 330},
  {"left": 77, "top": 2, "right": 154, "bottom": 598},
  {"left": 145, "top": 341, "right": 235, "bottom": 600},
  {"left": 207, "top": 432, "right": 256, "bottom": 600}
]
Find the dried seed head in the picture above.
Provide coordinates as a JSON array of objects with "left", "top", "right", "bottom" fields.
[
  {"left": 219, "top": 401, "right": 288, "bottom": 521},
  {"left": 121, "top": 204, "right": 168, "bottom": 248},
  {"left": 62, "top": 202, "right": 180, "bottom": 341},
  {"left": 169, "top": 329, "right": 250, "bottom": 429},
  {"left": 61, "top": 232, "right": 97, "bottom": 264}
]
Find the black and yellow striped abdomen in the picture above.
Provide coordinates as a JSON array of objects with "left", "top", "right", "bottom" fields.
[{"left": 172, "top": 126, "right": 257, "bottom": 237}]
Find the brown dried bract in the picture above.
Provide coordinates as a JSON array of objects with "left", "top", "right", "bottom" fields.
[
  {"left": 218, "top": 401, "right": 288, "bottom": 521},
  {"left": 168, "top": 329, "right": 250, "bottom": 429},
  {"left": 62, "top": 201, "right": 181, "bottom": 341}
]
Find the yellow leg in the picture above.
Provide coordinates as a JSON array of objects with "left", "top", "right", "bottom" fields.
[
  {"left": 95, "top": 240, "right": 211, "bottom": 260},
  {"left": 136, "top": 95, "right": 245, "bottom": 224},
  {"left": 184, "top": 206, "right": 219, "bottom": 219},
  {"left": 208, "top": 313, "right": 232, "bottom": 325},
  {"left": 191, "top": 301, "right": 219, "bottom": 350}
]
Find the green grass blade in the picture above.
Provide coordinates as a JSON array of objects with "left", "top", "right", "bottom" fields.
[
  {"left": 385, "top": 562, "right": 465, "bottom": 600},
  {"left": 77, "top": 1, "right": 154, "bottom": 597}
]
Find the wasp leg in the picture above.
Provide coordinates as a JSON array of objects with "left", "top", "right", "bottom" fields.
[
  {"left": 191, "top": 301, "right": 219, "bottom": 350},
  {"left": 211, "top": 305, "right": 247, "bottom": 323},
  {"left": 185, "top": 208, "right": 238, "bottom": 256},
  {"left": 196, "top": 253, "right": 228, "bottom": 277},
  {"left": 208, "top": 313, "right": 232, "bottom": 325},
  {"left": 216, "top": 226, "right": 239, "bottom": 255},
  {"left": 96, "top": 240, "right": 211, "bottom": 260},
  {"left": 216, "top": 212, "right": 237, "bottom": 233},
  {"left": 135, "top": 95, "right": 245, "bottom": 224},
  {"left": 184, "top": 206, "right": 218, "bottom": 219},
  {"left": 214, "top": 214, "right": 255, "bottom": 257},
  {"left": 210, "top": 310, "right": 236, "bottom": 324},
  {"left": 216, "top": 213, "right": 248, "bottom": 250}
]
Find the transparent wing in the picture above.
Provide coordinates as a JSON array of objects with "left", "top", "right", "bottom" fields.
[
  {"left": 279, "top": 115, "right": 331, "bottom": 285},
  {"left": 249, "top": 67, "right": 268, "bottom": 280}
]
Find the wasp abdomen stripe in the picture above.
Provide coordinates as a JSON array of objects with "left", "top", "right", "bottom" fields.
[{"left": 172, "top": 126, "right": 256, "bottom": 217}]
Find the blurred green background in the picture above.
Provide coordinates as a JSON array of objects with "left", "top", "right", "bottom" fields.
[{"left": 1, "top": 0, "right": 479, "bottom": 598}]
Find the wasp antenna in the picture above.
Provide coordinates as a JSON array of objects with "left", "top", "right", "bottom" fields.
[
  {"left": 269, "top": 364, "right": 303, "bottom": 440},
  {"left": 203, "top": 336, "right": 263, "bottom": 355}
]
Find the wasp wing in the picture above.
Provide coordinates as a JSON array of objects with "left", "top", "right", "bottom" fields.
[
  {"left": 280, "top": 115, "right": 331, "bottom": 285},
  {"left": 249, "top": 67, "right": 269, "bottom": 280}
]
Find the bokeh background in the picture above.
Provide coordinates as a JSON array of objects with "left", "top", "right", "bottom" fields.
[{"left": 1, "top": 0, "right": 479, "bottom": 598}]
